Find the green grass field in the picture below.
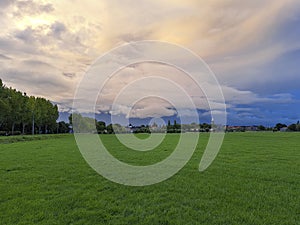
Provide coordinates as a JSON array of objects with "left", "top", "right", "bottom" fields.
[{"left": 0, "top": 133, "right": 299, "bottom": 224}]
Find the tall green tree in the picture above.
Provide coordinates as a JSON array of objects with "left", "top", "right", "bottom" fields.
[
  {"left": 35, "top": 97, "right": 48, "bottom": 133},
  {"left": 7, "top": 88, "right": 23, "bottom": 134},
  {"left": 44, "top": 101, "right": 59, "bottom": 133},
  {"left": 106, "top": 124, "right": 114, "bottom": 134},
  {"left": 0, "top": 81, "right": 10, "bottom": 128},
  {"left": 28, "top": 96, "right": 36, "bottom": 135},
  {"left": 96, "top": 121, "right": 106, "bottom": 134},
  {"left": 20, "top": 94, "right": 32, "bottom": 134}
]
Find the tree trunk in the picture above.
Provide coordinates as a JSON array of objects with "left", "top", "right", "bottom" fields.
[
  {"left": 12, "top": 122, "right": 15, "bottom": 135},
  {"left": 22, "top": 123, "right": 26, "bottom": 135},
  {"left": 45, "top": 125, "right": 48, "bottom": 134},
  {"left": 32, "top": 114, "right": 35, "bottom": 135}
]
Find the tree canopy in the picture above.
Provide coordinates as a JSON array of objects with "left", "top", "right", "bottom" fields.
[{"left": 0, "top": 79, "right": 59, "bottom": 135}]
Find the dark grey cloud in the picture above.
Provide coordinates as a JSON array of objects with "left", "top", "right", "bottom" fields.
[
  {"left": 13, "top": 0, "right": 54, "bottom": 17},
  {"left": 50, "top": 21, "right": 67, "bottom": 38},
  {"left": 11, "top": 21, "right": 73, "bottom": 56},
  {"left": 38, "top": 3, "right": 54, "bottom": 13},
  {"left": 22, "top": 59, "right": 56, "bottom": 69},
  {"left": 219, "top": 47, "right": 300, "bottom": 96},
  {"left": 14, "top": 22, "right": 66, "bottom": 45},
  {"left": 0, "top": 53, "right": 11, "bottom": 60},
  {"left": 62, "top": 72, "right": 76, "bottom": 79},
  {"left": 214, "top": 7, "right": 300, "bottom": 97},
  {"left": 15, "top": 27, "right": 35, "bottom": 42},
  {"left": 0, "top": 35, "right": 41, "bottom": 55},
  {"left": 227, "top": 98, "right": 300, "bottom": 126},
  {"left": 1, "top": 69, "right": 69, "bottom": 98},
  {"left": 0, "top": 0, "right": 16, "bottom": 8},
  {"left": 118, "top": 31, "right": 153, "bottom": 43}
]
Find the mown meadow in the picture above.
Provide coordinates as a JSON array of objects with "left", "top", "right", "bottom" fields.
[{"left": 0, "top": 132, "right": 299, "bottom": 224}]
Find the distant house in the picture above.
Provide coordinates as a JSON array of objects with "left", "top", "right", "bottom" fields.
[
  {"left": 225, "top": 125, "right": 258, "bottom": 132},
  {"left": 245, "top": 126, "right": 258, "bottom": 131},
  {"left": 125, "top": 124, "right": 134, "bottom": 133},
  {"left": 280, "top": 127, "right": 288, "bottom": 132}
]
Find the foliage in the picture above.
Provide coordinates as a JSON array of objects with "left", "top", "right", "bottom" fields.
[
  {"left": 57, "top": 121, "right": 70, "bottom": 133},
  {"left": 257, "top": 125, "right": 266, "bottom": 131},
  {"left": 288, "top": 121, "right": 300, "bottom": 131},
  {"left": 133, "top": 125, "right": 151, "bottom": 134},
  {"left": 274, "top": 123, "right": 287, "bottom": 131},
  {"left": 167, "top": 120, "right": 181, "bottom": 133},
  {"left": 0, "top": 79, "right": 59, "bottom": 135},
  {"left": 71, "top": 113, "right": 96, "bottom": 133},
  {"left": 96, "top": 121, "right": 106, "bottom": 134}
]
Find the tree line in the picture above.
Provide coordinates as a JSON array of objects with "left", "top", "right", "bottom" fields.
[
  {"left": 0, "top": 79, "right": 59, "bottom": 135},
  {"left": 70, "top": 113, "right": 300, "bottom": 134},
  {"left": 70, "top": 114, "right": 208, "bottom": 134}
]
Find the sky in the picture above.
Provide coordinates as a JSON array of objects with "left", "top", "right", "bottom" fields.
[{"left": 0, "top": 0, "right": 299, "bottom": 126}]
